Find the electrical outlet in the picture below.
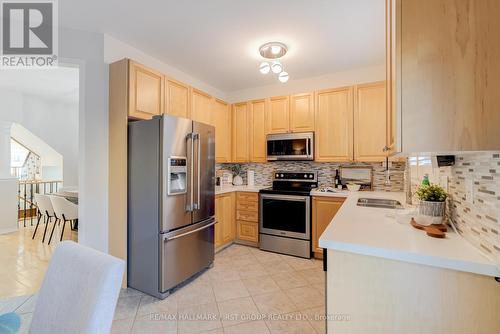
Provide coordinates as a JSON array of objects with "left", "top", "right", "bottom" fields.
[{"left": 465, "top": 179, "right": 474, "bottom": 204}]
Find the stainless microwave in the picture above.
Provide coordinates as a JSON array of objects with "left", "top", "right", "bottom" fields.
[{"left": 266, "top": 132, "right": 314, "bottom": 161}]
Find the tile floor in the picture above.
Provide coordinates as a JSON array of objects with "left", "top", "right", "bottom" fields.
[
  {"left": 1, "top": 244, "right": 326, "bottom": 334},
  {"left": 0, "top": 220, "right": 78, "bottom": 297}
]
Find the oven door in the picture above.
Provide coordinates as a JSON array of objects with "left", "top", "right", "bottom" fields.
[
  {"left": 266, "top": 132, "right": 314, "bottom": 161},
  {"left": 259, "top": 193, "right": 310, "bottom": 240}
]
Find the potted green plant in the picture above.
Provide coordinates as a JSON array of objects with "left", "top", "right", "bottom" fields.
[
  {"left": 230, "top": 164, "right": 244, "bottom": 186},
  {"left": 415, "top": 184, "right": 448, "bottom": 225}
]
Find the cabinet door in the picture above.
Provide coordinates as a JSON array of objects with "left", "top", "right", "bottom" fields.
[
  {"left": 315, "top": 87, "right": 354, "bottom": 162},
  {"left": 237, "top": 221, "right": 258, "bottom": 243},
  {"left": 290, "top": 93, "right": 315, "bottom": 132},
  {"left": 213, "top": 99, "right": 232, "bottom": 163},
  {"left": 221, "top": 193, "right": 235, "bottom": 244},
  {"left": 215, "top": 195, "right": 224, "bottom": 247},
  {"left": 266, "top": 96, "right": 290, "bottom": 134},
  {"left": 250, "top": 99, "right": 267, "bottom": 162},
  {"left": 128, "top": 61, "right": 164, "bottom": 119},
  {"left": 386, "top": 0, "right": 401, "bottom": 154},
  {"left": 191, "top": 89, "right": 212, "bottom": 125},
  {"left": 354, "top": 82, "right": 387, "bottom": 161},
  {"left": 400, "top": 0, "right": 500, "bottom": 151},
  {"left": 165, "top": 78, "right": 190, "bottom": 118},
  {"left": 312, "top": 197, "right": 344, "bottom": 256},
  {"left": 232, "top": 103, "right": 250, "bottom": 162}
]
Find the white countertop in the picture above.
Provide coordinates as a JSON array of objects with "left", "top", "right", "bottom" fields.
[
  {"left": 215, "top": 185, "right": 266, "bottom": 195},
  {"left": 310, "top": 189, "right": 349, "bottom": 198},
  {"left": 319, "top": 191, "right": 500, "bottom": 277}
]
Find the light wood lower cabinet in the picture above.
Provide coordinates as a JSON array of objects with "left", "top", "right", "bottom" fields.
[
  {"left": 215, "top": 193, "right": 235, "bottom": 248},
  {"left": 312, "top": 196, "right": 345, "bottom": 258},
  {"left": 327, "top": 250, "right": 500, "bottom": 334},
  {"left": 235, "top": 192, "right": 259, "bottom": 245}
]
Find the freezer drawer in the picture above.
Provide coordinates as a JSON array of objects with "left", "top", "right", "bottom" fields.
[{"left": 160, "top": 218, "right": 215, "bottom": 292}]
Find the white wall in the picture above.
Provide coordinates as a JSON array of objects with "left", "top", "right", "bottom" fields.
[
  {"left": 59, "top": 28, "right": 109, "bottom": 253},
  {"left": 104, "top": 35, "right": 228, "bottom": 101},
  {"left": 226, "top": 64, "right": 386, "bottom": 102},
  {"left": 0, "top": 90, "right": 78, "bottom": 185}
]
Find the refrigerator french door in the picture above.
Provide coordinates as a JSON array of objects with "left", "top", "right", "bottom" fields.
[{"left": 128, "top": 114, "right": 215, "bottom": 299}]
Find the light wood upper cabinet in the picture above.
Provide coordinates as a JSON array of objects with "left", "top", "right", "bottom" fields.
[
  {"left": 215, "top": 193, "right": 235, "bottom": 248},
  {"left": 386, "top": 0, "right": 401, "bottom": 155},
  {"left": 354, "top": 82, "right": 387, "bottom": 161},
  {"left": 165, "top": 78, "right": 190, "bottom": 119},
  {"left": 389, "top": 0, "right": 500, "bottom": 152},
  {"left": 249, "top": 99, "right": 267, "bottom": 163},
  {"left": 128, "top": 61, "right": 164, "bottom": 119},
  {"left": 232, "top": 102, "right": 250, "bottom": 162},
  {"left": 190, "top": 89, "right": 212, "bottom": 125},
  {"left": 290, "top": 93, "right": 315, "bottom": 132},
  {"left": 315, "top": 87, "right": 354, "bottom": 162},
  {"left": 213, "top": 99, "right": 232, "bottom": 163},
  {"left": 312, "top": 196, "right": 344, "bottom": 257},
  {"left": 266, "top": 96, "right": 290, "bottom": 134}
]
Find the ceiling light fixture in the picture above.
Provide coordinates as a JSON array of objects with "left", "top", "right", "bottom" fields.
[
  {"left": 278, "top": 71, "right": 289, "bottom": 83},
  {"left": 271, "top": 61, "right": 283, "bottom": 74},
  {"left": 259, "top": 62, "right": 270, "bottom": 74},
  {"left": 257, "top": 42, "right": 290, "bottom": 83}
]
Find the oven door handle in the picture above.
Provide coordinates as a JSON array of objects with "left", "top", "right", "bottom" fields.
[{"left": 260, "top": 194, "right": 310, "bottom": 201}]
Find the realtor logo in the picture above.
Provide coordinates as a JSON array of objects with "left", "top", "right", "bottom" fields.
[{"left": 1, "top": 0, "right": 58, "bottom": 68}]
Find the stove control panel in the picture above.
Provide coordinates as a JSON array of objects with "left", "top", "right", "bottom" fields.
[{"left": 273, "top": 171, "right": 317, "bottom": 182}]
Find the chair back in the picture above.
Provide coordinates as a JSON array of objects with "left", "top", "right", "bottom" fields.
[
  {"left": 50, "top": 196, "right": 78, "bottom": 221},
  {"left": 34, "top": 193, "right": 55, "bottom": 217},
  {"left": 29, "top": 241, "right": 125, "bottom": 334}
]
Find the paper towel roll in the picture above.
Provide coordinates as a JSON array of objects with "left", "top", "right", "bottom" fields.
[{"left": 247, "top": 170, "right": 255, "bottom": 186}]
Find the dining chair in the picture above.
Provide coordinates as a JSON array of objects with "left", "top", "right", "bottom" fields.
[
  {"left": 48, "top": 196, "right": 78, "bottom": 245},
  {"left": 28, "top": 241, "right": 125, "bottom": 334},
  {"left": 33, "top": 194, "right": 58, "bottom": 242}
]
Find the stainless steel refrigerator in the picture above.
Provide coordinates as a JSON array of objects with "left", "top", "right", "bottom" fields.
[{"left": 128, "top": 114, "right": 215, "bottom": 299}]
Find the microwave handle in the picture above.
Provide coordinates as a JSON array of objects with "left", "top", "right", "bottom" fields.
[{"left": 306, "top": 138, "right": 310, "bottom": 157}]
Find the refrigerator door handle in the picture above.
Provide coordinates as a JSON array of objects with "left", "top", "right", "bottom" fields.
[
  {"left": 162, "top": 219, "right": 216, "bottom": 242},
  {"left": 193, "top": 133, "right": 201, "bottom": 210},
  {"left": 185, "top": 133, "right": 194, "bottom": 212}
]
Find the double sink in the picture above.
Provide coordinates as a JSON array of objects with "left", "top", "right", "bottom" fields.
[{"left": 357, "top": 198, "right": 403, "bottom": 209}]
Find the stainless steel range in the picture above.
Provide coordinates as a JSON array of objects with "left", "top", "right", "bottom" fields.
[{"left": 259, "top": 171, "right": 318, "bottom": 258}]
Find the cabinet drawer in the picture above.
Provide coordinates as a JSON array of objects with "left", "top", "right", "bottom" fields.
[
  {"left": 236, "top": 210, "right": 258, "bottom": 223},
  {"left": 236, "top": 192, "right": 258, "bottom": 203},
  {"left": 237, "top": 221, "right": 258, "bottom": 243},
  {"left": 236, "top": 201, "right": 258, "bottom": 212}
]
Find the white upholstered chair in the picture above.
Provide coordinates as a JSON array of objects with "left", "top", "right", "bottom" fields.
[
  {"left": 29, "top": 241, "right": 125, "bottom": 334},
  {"left": 33, "top": 193, "right": 57, "bottom": 242},
  {"left": 48, "top": 195, "right": 78, "bottom": 244}
]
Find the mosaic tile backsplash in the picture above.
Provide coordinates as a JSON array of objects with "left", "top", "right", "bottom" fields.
[
  {"left": 217, "top": 160, "right": 406, "bottom": 192},
  {"left": 409, "top": 151, "right": 500, "bottom": 266},
  {"left": 448, "top": 152, "right": 500, "bottom": 265}
]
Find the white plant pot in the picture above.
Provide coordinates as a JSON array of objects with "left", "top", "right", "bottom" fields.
[
  {"left": 233, "top": 175, "right": 243, "bottom": 186},
  {"left": 416, "top": 200, "right": 445, "bottom": 226}
]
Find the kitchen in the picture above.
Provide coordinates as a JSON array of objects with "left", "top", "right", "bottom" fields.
[{"left": 104, "top": 0, "right": 500, "bottom": 333}]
